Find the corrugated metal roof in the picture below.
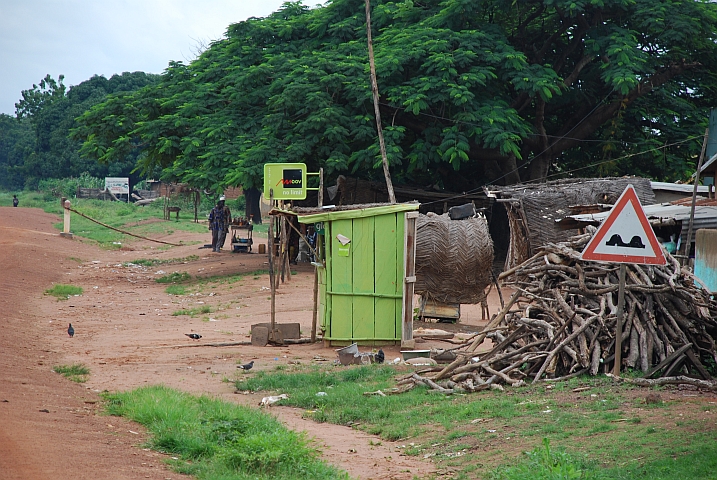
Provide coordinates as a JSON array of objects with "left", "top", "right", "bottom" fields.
[
  {"left": 650, "top": 181, "right": 710, "bottom": 195},
  {"left": 561, "top": 203, "right": 717, "bottom": 245},
  {"left": 567, "top": 203, "right": 717, "bottom": 224},
  {"left": 296, "top": 203, "right": 419, "bottom": 223}
]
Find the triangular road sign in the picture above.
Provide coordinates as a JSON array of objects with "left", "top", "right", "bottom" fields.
[{"left": 581, "top": 184, "right": 667, "bottom": 265}]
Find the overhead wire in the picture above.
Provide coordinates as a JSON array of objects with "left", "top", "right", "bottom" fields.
[{"left": 418, "top": 135, "right": 701, "bottom": 207}]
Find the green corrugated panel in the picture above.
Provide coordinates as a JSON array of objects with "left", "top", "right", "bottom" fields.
[
  {"left": 374, "top": 213, "right": 398, "bottom": 340},
  {"left": 330, "top": 219, "right": 353, "bottom": 339},
  {"left": 394, "top": 212, "right": 406, "bottom": 338},
  {"left": 319, "top": 229, "right": 333, "bottom": 337},
  {"left": 352, "top": 216, "right": 375, "bottom": 339}
]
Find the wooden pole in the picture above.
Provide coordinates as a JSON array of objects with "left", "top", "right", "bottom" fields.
[
  {"left": 613, "top": 263, "right": 627, "bottom": 377},
  {"left": 318, "top": 167, "right": 324, "bottom": 208},
  {"left": 268, "top": 190, "right": 276, "bottom": 337},
  {"left": 283, "top": 215, "right": 294, "bottom": 282},
  {"left": 311, "top": 268, "right": 319, "bottom": 342},
  {"left": 364, "top": 0, "right": 396, "bottom": 204},
  {"left": 312, "top": 169, "right": 324, "bottom": 343},
  {"left": 401, "top": 212, "right": 418, "bottom": 348},
  {"left": 683, "top": 128, "right": 709, "bottom": 265},
  {"left": 274, "top": 212, "right": 281, "bottom": 289}
]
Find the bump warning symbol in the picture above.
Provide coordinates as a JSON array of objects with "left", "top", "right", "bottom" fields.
[{"left": 580, "top": 185, "right": 666, "bottom": 265}]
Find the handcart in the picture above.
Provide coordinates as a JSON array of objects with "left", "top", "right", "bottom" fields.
[{"left": 230, "top": 220, "right": 253, "bottom": 253}]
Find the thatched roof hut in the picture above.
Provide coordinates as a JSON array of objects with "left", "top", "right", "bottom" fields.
[{"left": 486, "top": 177, "right": 655, "bottom": 270}]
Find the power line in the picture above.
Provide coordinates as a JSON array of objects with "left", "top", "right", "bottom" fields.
[{"left": 419, "top": 135, "right": 701, "bottom": 206}]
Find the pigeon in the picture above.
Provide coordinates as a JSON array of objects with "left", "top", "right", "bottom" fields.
[
  {"left": 67, "top": 323, "right": 74, "bottom": 338},
  {"left": 237, "top": 360, "right": 254, "bottom": 371},
  {"left": 185, "top": 333, "right": 202, "bottom": 340},
  {"left": 375, "top": 349, "right": 385, "bottom": 364}
]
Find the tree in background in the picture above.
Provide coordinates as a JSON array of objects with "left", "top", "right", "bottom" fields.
[
  {"left": 3, "top": 72, "right": 159, "bottom": 189},
  {"left": 0, "top": 115, "right": 33, "bottom": 189},
  {"left": 73, "top": 0, "right": 717, "bottom": 194}
]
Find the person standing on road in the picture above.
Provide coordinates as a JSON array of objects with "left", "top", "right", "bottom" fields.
[
  {"left": 12, "top": 195, "right": 18, "bottom": 207},
  {"left": 209, "top": 196, "right": 231, "bottom": 252}
]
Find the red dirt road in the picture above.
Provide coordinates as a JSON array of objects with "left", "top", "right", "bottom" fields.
[
  {"left": 0, "top": 207, "right": 183, "bottom": 480},
  {"left": 0, "top": 207, "right": 454, "bottom": 480}
]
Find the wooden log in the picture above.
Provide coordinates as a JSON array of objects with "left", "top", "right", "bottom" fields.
[
  {"left": 684, "top": 347, "right": 712, "bottom": 380},
  {"left": 434, "top": 290, "right": 522, "bottom": 380},
  {"left": 590, "top": 342, "right": 601, "bottom": 376},
  {"left": 533, "top": 314, "right": 598, "bottom": 383},
  {"left": 643, "top": 343, "right": 693, "bottom": 378},
  {"left": 617, "top": 375, "right": 717, "bottom": 391}
]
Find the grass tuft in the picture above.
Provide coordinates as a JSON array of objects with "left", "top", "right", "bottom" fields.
[
  {"left": 488, "top": 438, "right": 600, "bottom": 480},
  {"left": 172, "top": 305, "right": 212, "bottom": 317},
  {"left": 126, "top": 255, "right": 199, "bottom": 267},
  {"left": 156, "top": 272, "right": 192, "bottom": 284},
  {"left": 53, "top": 363, "right": 90, "bottom": 383},
  {"left": 45, "top": 284, "right": 83, "bottom": 300},
  {"left": 165, "top": 285, "right": 187, "bottom": 295}
]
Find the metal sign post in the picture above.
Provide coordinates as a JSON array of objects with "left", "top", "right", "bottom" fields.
[{"left": 581, "top": 185, "right": 667, "bottom": 375}]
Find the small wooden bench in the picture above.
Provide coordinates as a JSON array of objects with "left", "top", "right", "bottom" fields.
[{"left": 166, "top": 206, "right": 181, "bottom": 220}]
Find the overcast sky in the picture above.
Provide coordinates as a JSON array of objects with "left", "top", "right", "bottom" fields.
[{"left": 0, "top": 0, "right": 295, "bottom": 115}]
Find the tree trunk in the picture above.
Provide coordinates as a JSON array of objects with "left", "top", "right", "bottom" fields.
[{"left": 244, "top": 187, "right": 262, "bottom": 224}]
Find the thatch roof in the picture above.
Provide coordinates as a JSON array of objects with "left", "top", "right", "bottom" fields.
[{"left": 486, "top": 177, "right": 655, "bottom": 269}]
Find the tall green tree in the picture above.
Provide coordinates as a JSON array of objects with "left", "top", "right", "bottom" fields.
[
  {"left": 0, "top": 114, "right": 34, "bottom": 189},
  {"left": 73, "top": 0, "right": 717, "bottom": 193},
  {"left": 9, "top": 72, "right": 159, "bottom": 188}
]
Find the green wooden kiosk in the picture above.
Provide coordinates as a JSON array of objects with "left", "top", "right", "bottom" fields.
[{"left": 297, "top": 204, "right": 419, "bottom": 346}]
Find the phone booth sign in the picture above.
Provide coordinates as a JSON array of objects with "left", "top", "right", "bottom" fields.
[{"left": 263, "top": 163, "right": 307, "bottom": 200}]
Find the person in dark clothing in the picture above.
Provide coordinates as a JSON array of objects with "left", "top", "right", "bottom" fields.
[
  {"left": 12, "top": 195, "right": 18, "bottom": 207},
  {"left": 208, "top": 196, "right": 231, "bottom": 252}
]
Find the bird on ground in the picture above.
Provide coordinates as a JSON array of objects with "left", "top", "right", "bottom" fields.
[
  {"left": 375, "top": 349, "right": 385, "bottom": 364},
  {"left": 185, "top": 333, "right": 202, "bottom": 340},
  {"left": 237, "top": 360, "right": 254, "bottom": 371},
  {"left": 67, "top": 323, "right": 74, "bottom": 338}
]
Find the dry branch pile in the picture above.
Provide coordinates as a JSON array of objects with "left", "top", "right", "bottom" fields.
[{"left": 395, "top": 232, "right": 717, "bottom": 395}]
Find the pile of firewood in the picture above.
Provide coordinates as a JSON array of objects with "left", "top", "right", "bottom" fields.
[{"left": 393, "top": 232, "right": 717, "bottom": 394}]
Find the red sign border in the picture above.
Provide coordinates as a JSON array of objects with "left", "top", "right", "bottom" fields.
[{"left": 581, "top": 185, "right": 667, "bottom": 265}]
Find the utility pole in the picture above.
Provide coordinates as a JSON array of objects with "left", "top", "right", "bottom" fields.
[{"left": 364, "top": 0, "right": 396, "bottom": 204}]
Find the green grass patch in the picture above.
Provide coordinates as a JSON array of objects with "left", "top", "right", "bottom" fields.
[
  {"left": 126, "top": 255, "right": 200, "bottom": 267},
  {"left": 488, "top": 438, "right": 602, "bottom": 480},
  {"left": 16, "top": 195, "right": 210, "bottom": 248},
  {"left": 53, "top": 363, "right": 90, "bottom": 383},
  {"left": 165, "top": 285, "right": 187, "bottom": 295},
  {"left": 236, "top": 364, "right": 441, "bottom": 441},
  {"left": 197, "top": 269, "right": 269, "bottom": 285},
  {"left": 44, "top": 283, "right": 83, "bottom": 300},
  {"left": 235, "top": 366, "right": 717, "bottom": 478},
  {"left": 103, "top": 385, "right": 347, "bottom": 479},
  {"left": 172, "top": 305, "right": 212, "bottom": 317},
  {"left": 156, "top": 272, "right": 192, "bottom": 284}
]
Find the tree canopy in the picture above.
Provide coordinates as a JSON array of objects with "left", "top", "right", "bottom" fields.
[
  {"left": 0, "top": 72, "right": 159, "bottom": 189},
  {"left": 73, "top": 0, "right": 717, "bottom": 193}
]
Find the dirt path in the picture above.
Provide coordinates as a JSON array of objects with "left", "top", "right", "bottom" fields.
[
  {"left": 0, "top": 207, "right": 184, "bottom": 480},
  {"left": 3, "top": 206, "right": 489, "bottom": 479}
]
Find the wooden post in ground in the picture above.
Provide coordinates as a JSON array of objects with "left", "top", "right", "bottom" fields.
[
  {"left": 311, "top": 269, "right": 319, "bottom": 342},
  {"left": 613, "top": 263, "right": 627, "bottom": 376},
  {"left": 318, "top": 167, "right": 324, "bottom": 208},
  {"left": 268, "top": 190, "right": 276, "bottom": 340},
  {"left": 311, "top": 167, "right": 324, "bottom": 343},
  {"left": 60, "top": 199, "right": 73, "bottom": 239},
  {"left": 401, "top": 211, "right": 418, "bottom": 348},
  {"left": 682, "top": 128, "right": 709, "bottom": 265},
  {"left": 364, "top": 0, "right": 395, "bottom": 204}
]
